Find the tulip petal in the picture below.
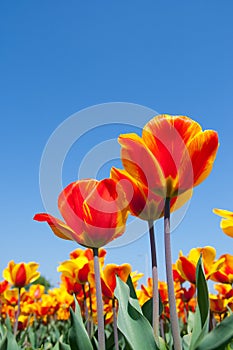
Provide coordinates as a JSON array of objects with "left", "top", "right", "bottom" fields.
[
  {"left": 118, "top": 133, "right": 166, "bottom": 197},
  {"left": 111, "top": 167, "right": 165, "bottom": 220},
  {"left": 33, "top": 213, "right": 74, "bottom": 241},
  {"left": 82, "top": 178, "right": 128, "bottom": 247},
  {"left": 187, "top": 130, "right": 219, "bottom": 187},
  {"left": 176, "top": 257, "right": 196, "bottom": 284},
  {"left": 213, "top": 208, "right": 233, "bottom": 220},
  {"left": 58, "top": 180, "right": 98, "bottom": 236},
  {"left": 142, "top": 115, "right": 202, "bottom": 181}
]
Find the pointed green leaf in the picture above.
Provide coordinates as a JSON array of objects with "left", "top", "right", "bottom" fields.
[
  {"left": 189, "top": 255, "right": 209, "bottom": 350},
  {"left": 194, "top": 314, "right": 233, "bottom": 350},
  {"left": 53, "top": 340, "right": 71, "bottom": 350},
  {"left": 142, "top": 294, "right": 163, "bottom": 326},
  {"left": 126, "top": 275, "right": 142, "bottom": 313},
  {"left": 68, "top": 298, "right": 93, "bottom": 350},
  {"left": 0, "top": 326, "right": 7, "bottom": 350},
  {"left": 115, "top": 276, "right": 159, "bottom": 350},
  {"left": 6, "top": 331, "right": 19, "bottom": 350}
]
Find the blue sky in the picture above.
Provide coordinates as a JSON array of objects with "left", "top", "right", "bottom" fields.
[{"left": 1, "top": 1, "right": 233, "bottom": 287}]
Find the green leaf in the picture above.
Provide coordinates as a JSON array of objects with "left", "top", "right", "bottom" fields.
[
  {"left": 126, "top": 275, "right": 141, "bottom": 313},
  {"left": 142, "top": 295, "right": 163, "bottom": 326},
  {"left": 4, "top": 317, "right": 12, "bottom": 333},
  {"left": 115, "top": 276, "right": 159, "bottom": 350},
  {"left": 194, "top": 314, "right": 233, "bottom": 350},
  {"left": 0, "top": 326, "right": 7, "bottom": 350},
  {"left": 6, "top": 331, "right": 19, "bottom": 350},
  {"left": 68, "top": 298, "right": 93, "bottom": 350},
  {"left": 189, "top": 255, "right": 209, "bottom": 350},
  {"left": 28, "top": 327, "right": 36, "bottom": 348},
  {"left": 52, "top": 340, "right": 71, "bottom": 350}
]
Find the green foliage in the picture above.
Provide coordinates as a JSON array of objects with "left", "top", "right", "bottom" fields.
[
  {"left": 194, "top": 313, "right": 233, "bottom": 350},
  {"left": 68, "top": 298, "right": 93, "bottom": 350},
  {"left": 142, "top": 295, "right": 163, "bottom": 326},
  {"left": 114, "top": 275, "right": 159, "bottom": 350},
  {"left": 2, "top": 256, "right": 233, "bottom": 349},
  {"left": 183, "top": 255, "right": 209, "bottom": 350}
]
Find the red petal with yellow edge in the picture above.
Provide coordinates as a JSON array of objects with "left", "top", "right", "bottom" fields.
[
  {"left": 223, "top": 254, "right": 233, "bottom": 274},
  {"left": 177, "top": 257, "right": 196, "bottom": 284},
  {"left": 14, "top": 264, "right": 27, "bottom": 288},
  {"left": 101, "top": 277, "right": 114, "bottom": 299},
  {"left": 111, "top": 167, "right": 169, "bottom": 221},
  {"left": 103, "top": 263, "right": 132, "bottom": 297},
  {"left": 118, "top": 133, "right": 166, "bottom": 197},
  {"left": 211, "top": 270, "right": 230, "bottom": 284},
  {"left": 213, "top": 208, "right": 233, "bottom": 220},
  {"left": 77, "top": 264, "right": 90, "bottom": 284},
  {"left": 58, "top": 180, "right": 97, "bottom": 236},
  {"left": 33, "top": 213, "right": 74, "bottom": 241},
  {"left": 111, "top": 167, "right": 163, "bottom": 220},
  {"left": 142, "top": 115, "right": 202, "bottom": 181},
  {"left": 82, "top": 178, "right": 128, "bottom": 247},
  {"left": 187, "top": 130, "right": 219, "bottom": 187}
]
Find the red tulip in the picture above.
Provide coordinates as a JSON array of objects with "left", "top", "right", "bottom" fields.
[{"left": 34, "top": 178, "right": 129, "bottom": 248}]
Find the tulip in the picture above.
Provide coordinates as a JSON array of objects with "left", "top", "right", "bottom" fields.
[
  {"left": 101, "top": 263, "right": 131, "bottom": 350},
  {"left": 176, "top": 246, "right": 224, "bottom": 284},
  {"left": 34, "top": 178, "right": 129, "bottom": 248},
  {"left": 210, "top": 254, "right": 233, "bottom": 284},
  {"left": 3, "top": 261, "right": 40, "bottom": 335},
  {"left": 3, "top": 261, "right": 40, "bottom": 288},
  {"left": 117, "top": 114, "right": 219, "bottom": 350},
  {"left": 118, "top": 114, "right": 218, "bottom": 199},
  {"left": 100, "top": 263, "right": 132, "bottom": 300},
  {"left": 34, "top": 178, "right": 129, "bottom": 350},
  {"left": 213, "top": 208, "right": 233, "bottom": 238}
]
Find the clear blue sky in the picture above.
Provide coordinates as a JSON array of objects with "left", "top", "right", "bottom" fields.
[{"left": 1, "top": 1, "right": 233, "bottom": 287}]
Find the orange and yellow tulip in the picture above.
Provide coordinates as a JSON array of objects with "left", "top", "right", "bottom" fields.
[
  {"left": 115, "top": 114, "right": 218, "bottom": 201},
  {"left": 210, "top": 254, "right": 233, "bottom": 284},
  {"left": 100, "top": 263, "right": 132, "bottom": 299},
  {"left": 3, "top": 261, "right": 40, "bottom": 288},
  {"left": 111, "top": 167, "right": 191, "bottom": 221},
  {"left": 213, "top": 208, "right": 233, "bottom": 238},
  {"left": 176, "top": 246, "right": 224, "bottom": 284},
  {"left": 57, "top": 256, "right": 92, "bottom": 285},
  {"left": 34, "top": 178, "right": 129, "bottom": 248}
]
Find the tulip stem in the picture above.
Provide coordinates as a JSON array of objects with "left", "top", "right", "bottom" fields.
[
  {"left": 93, "top": 247, "right": 105, "bottom": 350},
  {"left": 148, "top": 220, "right": 159, "bottom": 343},
  {"left": 14, "top": 287, "right": 21, "bottom": 337},
  {"left": 112, "top": 297, "right": 119, "bottom": 350},
  {"left": 164, "top": 197, "right": 181, "bottom": 350}
]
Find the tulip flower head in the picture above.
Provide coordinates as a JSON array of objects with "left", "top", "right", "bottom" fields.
[
  {"left": 34, "top": 178, "right": 129, "bottom": 248},
  {"left": 114, "top": 115, "right": 218, "bottom": 217},
  {"left": 210, "top": 254, "right": 233, "bottom": 284},
  {"left": 176, "top": 246, "right": 224, "bottom": 284},
  {"left": 3, "top": 261, "right": 40, "bottom": 288}
]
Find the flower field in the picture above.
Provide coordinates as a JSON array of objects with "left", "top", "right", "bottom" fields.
[{"left": 1, "top": 114, "right": 233, "bottom": 350}]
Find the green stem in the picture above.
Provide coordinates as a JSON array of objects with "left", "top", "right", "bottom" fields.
[
  {"left": 164, "top": 198, "right": 181, "bottom": 350},
  {"left": 112, "top": 297, "right": 119, "bottom": 350},
  {"left": 14, "top": 287, "right": 21, "bottom": 336},
  {"left": 148, "top": 220, "right": 159, "bottom": 343},
  {"left": 93, "top": 247, "right": 105, "bottom": 350}
]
